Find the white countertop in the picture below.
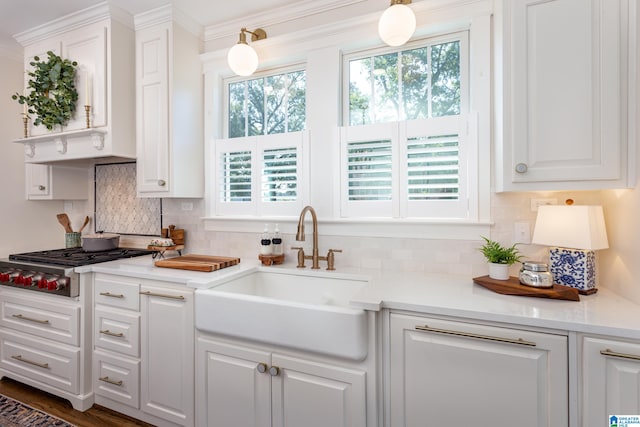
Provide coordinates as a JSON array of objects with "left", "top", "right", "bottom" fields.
[{"left": 77, "top": 255, "right": 640, "bottom": 340}]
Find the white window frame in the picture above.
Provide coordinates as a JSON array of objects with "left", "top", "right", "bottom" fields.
[
  {"left": 340, "top": 32, "right": 477, "bottom": 221},
  {"left": 342, "top": 32, "right": 469, "bottom": 126},
  {"left": 223, "top": 64, "right": 307, "bottom": 139},
  {"left": 202, "top": 2, "right": 492, "bottom": 239}
]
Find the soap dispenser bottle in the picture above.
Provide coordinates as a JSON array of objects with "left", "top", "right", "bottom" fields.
[
  {"left": 272, "top": 224, "right": 283, "bottom": 256},
  {"left": 260, "top": 224, "right": 272, "bottom": 255}
]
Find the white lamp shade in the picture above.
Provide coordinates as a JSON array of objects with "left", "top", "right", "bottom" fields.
[
  {"left": 227, "top": 42, "right": 259, "bottom": 77},
  {"left": 378, "top": 3, "right": 416, "bottom": 47},
  {"left": 532, "top": 205, "right": 609, "bottom": 250}
]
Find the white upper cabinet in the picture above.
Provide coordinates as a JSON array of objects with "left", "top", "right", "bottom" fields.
[
  {"left": 135, "top": 6, "right": 203, "bottom": 198},
  {"left": 495, "top": 0, "right": 637, "bottom": 191},
  {"left": 15, "top": 4, "right": 136, "bottom": 164}
]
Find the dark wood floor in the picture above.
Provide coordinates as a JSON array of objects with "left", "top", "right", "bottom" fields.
[{"left": 0, "top": 377, "right": 155, "bottom": 427}]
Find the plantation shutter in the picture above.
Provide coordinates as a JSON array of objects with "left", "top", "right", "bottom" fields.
[{"left": 214, "top": 131, "right": 308, "bottom": 216}]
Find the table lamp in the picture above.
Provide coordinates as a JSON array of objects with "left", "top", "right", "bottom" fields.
[{"left": 531, "top": 205, "right": 608, "bottom": 294}]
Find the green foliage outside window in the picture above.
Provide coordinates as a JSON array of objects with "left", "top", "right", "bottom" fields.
[
  {"left": 228, "top": 70, "right": 306, "bottom": 138},
  {"left": 349, "top": 40, "right": 461, "bottom": 125}
]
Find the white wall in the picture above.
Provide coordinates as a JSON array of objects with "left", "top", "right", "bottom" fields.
[{"left": 0, "top": 52, "right": 70, "bottom": 256}]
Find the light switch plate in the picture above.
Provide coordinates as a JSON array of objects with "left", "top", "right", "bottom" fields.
[{"left": 514, "top": 222, "right": 531, "bottom": 244}]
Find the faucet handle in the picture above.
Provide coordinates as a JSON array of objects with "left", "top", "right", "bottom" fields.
[
  {"left": 291, "top": 247, "right": 305, "bottom": 268},
  {"left": 326, "top": 249, "right": 342, "bottom": 271}
]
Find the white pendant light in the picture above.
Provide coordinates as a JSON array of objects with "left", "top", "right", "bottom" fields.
[
  {"left": 227, "top": 28, "right": 267, "bottom": 77},
  {"left": 378, "top": 0, "right": 416, "bottom": 47}
]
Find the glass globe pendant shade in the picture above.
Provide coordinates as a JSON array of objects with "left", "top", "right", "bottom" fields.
[
  {"left": 227, "top": 42, "right": 259, "bottom": 77},
  {"left": 378, "top": 3, "right": 416, "bottom": 47}
]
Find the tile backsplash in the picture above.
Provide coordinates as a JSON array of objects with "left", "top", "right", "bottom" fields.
[{"left": 95, "top": 162, "right": 161, "bottom": 235}]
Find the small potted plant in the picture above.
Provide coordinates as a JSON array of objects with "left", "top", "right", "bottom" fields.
[{"left": 478, "top": 236, "right": 522, "bottom": 280}]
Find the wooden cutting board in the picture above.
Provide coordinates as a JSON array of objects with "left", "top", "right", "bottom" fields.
[
  {"left": 473, "top": 275, "right": 580, "bottom": 301},
  {"left": 155, "top": 254, "right": 241, "bottom": 272}
]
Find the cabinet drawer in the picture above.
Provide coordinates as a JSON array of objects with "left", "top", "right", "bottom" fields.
[
  {"left": 0, "top": 328, "right": 79, "bottom": 394},
  {"left": 95, "top": 307, "right": 140, "bottom": 357},
  {"left": 95, "top": 275, "right": 140, "bottom": 311},
  {"left": 0, "top": 294, "right": 80, "bottom": 346},
  {"left": 94, "top": 349, "right": 140, "bottom": 409}
]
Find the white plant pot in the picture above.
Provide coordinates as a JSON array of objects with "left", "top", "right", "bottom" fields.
[{"left": 488, "top": 263, "right": 510, "bottom": 280}]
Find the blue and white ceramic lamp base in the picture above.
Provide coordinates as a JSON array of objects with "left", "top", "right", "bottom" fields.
[{"left": 549, "top": 247, "right": 597, "bottom": 294}]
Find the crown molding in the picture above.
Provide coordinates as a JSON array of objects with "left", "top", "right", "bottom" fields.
[
  {"left": 134, "top": 4, "right": 203, "bottom": 39},
  {"left": 13, "top": 1, "right": 133, "bottom": 47},
  {"left": 204, "top": 0, "right": 366, "bottom": 43}
]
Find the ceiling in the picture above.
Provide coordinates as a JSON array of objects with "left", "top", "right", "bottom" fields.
[{"left": 0, "top": 0, "right": 296, "bottom": 48}]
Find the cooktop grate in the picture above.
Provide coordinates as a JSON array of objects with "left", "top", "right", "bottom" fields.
[{"left": 9, "top": 247, "right": 153, "bottom": 267}]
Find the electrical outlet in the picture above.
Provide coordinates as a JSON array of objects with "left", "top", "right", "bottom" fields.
[
  {"left": 514, "top": 222, "right": 531, "bottom": 244},
  {"left": 63, "top": 201, "right": 73, "bottom": 212},
  {"left": 530, "top": 198, "right": 557, "bottom": 212},
  {"left": 181, "top": 202, "right": 193, "bottom": 211}
]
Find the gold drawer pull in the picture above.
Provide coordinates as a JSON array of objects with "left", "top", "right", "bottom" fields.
[
  {"left": 415, "top": 325, "right": 537, "bottom": 347},
  {"left": 99, "top": 376, "right": 123, "bottom": 386},
  {"left": 139, "top": 291, "right": 185, "bottom": 301},
  {"left": 11, "top": 355, "right": 49, "bottom": 369},
  {"left": 12, "top": 314, "right": 50, "bottom": 324},
  {"left": 600, "top": 348, "right": 640, "bottom": 361},
  {"left": 99, "top": 292, "right": 124, "bottom": 298},
  {"left": 99, "top": 329, "right": 124, "bottom": 337}
]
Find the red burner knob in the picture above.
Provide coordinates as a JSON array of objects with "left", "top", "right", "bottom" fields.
[{"left": 47, "top": 281, "right": 58, "bottom": 291}]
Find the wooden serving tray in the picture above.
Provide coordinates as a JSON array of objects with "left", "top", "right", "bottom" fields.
[
  {"left": 473, "top": 275, "right": 580, "bottom": 301},
  {"left": 155, "top": 254, "right": 240, "bottom": 272}
]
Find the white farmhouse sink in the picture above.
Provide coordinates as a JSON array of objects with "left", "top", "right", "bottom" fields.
[{"left": 195, "top": 268, "right": 369, "bottom": 360}]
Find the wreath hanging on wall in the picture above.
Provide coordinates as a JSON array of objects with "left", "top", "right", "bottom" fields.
[{"left": 12, "top": 51, "right": 79, "bottom": 131}]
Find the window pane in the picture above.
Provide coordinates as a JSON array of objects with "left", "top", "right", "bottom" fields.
[
  {"left": 348, "top": 37, "right": 462, "bottom": 125},
  {"left": 220, "top": 151, "right": 252, "bottom": 202},
  {"left": 349, "top": 58, "right": 372, "bottom": 126},
  {"left": 262, "top": 147, "right": 297, "bottom": 202},
  {"left": 407, "top": 134, "right": 459, "bottom": 200},
  {"left": 228, "top": 82, "right": 245, "bottom": 138},
  {"left": 247, "top": 78, "right": 264, "bottom": 136},
  {"left": 373, "top": 53, "right": 399, "bottom": 123},
  {"left": 402, "top": 47, "right": 428, "bottom": 120},
  {"left": 287, "top": 71, "right": 306, "bottom": 132},
  {"left": 227, "top": 70, "right": 306, "bottom": 138},
  {"left": 266, "top": 75, "right": 286, "bottom": 134},
  {"left": 347, "top": 139, "right": 393, "bottom": 201},
  {"left": 430, "top": 41, "right": 460, "bottom": 117}
]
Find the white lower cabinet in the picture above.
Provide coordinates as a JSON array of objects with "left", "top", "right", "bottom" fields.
[
  {"left": 93, "top": 273, "right": 194, "bottom": 427},
  {"left": 0, "top": 286, "right": 91, "bottom": 410},
  {"left": 197, "top": 336, "right": 367, "bottom": 427},
  {"left": 581, "top": 336, "right": 640, "bottom": 426},
  {"left": 388, "top": 312, "right": 568, "bottom": 426}
]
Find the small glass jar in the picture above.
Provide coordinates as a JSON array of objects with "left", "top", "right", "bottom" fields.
[{"left": 519, "top": 261, "right": 553, "bottom": 288}]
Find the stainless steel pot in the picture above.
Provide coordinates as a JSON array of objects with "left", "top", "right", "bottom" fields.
[{"left": 82, "top": 232, "right": 120, "bottom": 252}]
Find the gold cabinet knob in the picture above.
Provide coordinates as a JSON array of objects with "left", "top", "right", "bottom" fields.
[
  {"left": 256, "top": 362, "right": 268, "bottom": 373},
  {"left": 268, "top": 366, "right": 280, "bottom": 376}
]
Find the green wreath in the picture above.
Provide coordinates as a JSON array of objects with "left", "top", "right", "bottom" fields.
[{"left": 12, "top": 51, "right": 79, "bottom": 131}]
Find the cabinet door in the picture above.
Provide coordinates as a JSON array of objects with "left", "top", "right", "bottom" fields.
[
  {"left": 25, "top": 164, "right": 51, "bottom": 199},
  {"left": 61, "top": 22, "right": 108, "bottom": 130},
  {"left": 136, "top": 25, "right": 170, "bottom": 195},
  {"left": 196, "top": 337, "right": 272, "bottom": 427},
  {"left": 389, "top": 313, "right": 568, "bottom": 426},
  {"left": 500, "top": 0, "right": 631, "bottom": 190},
  {"left": 271, "top": 353, "right": 367, "bottom": 427},
  {"left": 140, "top": 285, "right": 193, "bottom": 426},
  {"left": 25, "top": 164, "right": 88, "bottom": 200},
  {"left": 582, "top": 336, "right": 640, "bottom": 427}
]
